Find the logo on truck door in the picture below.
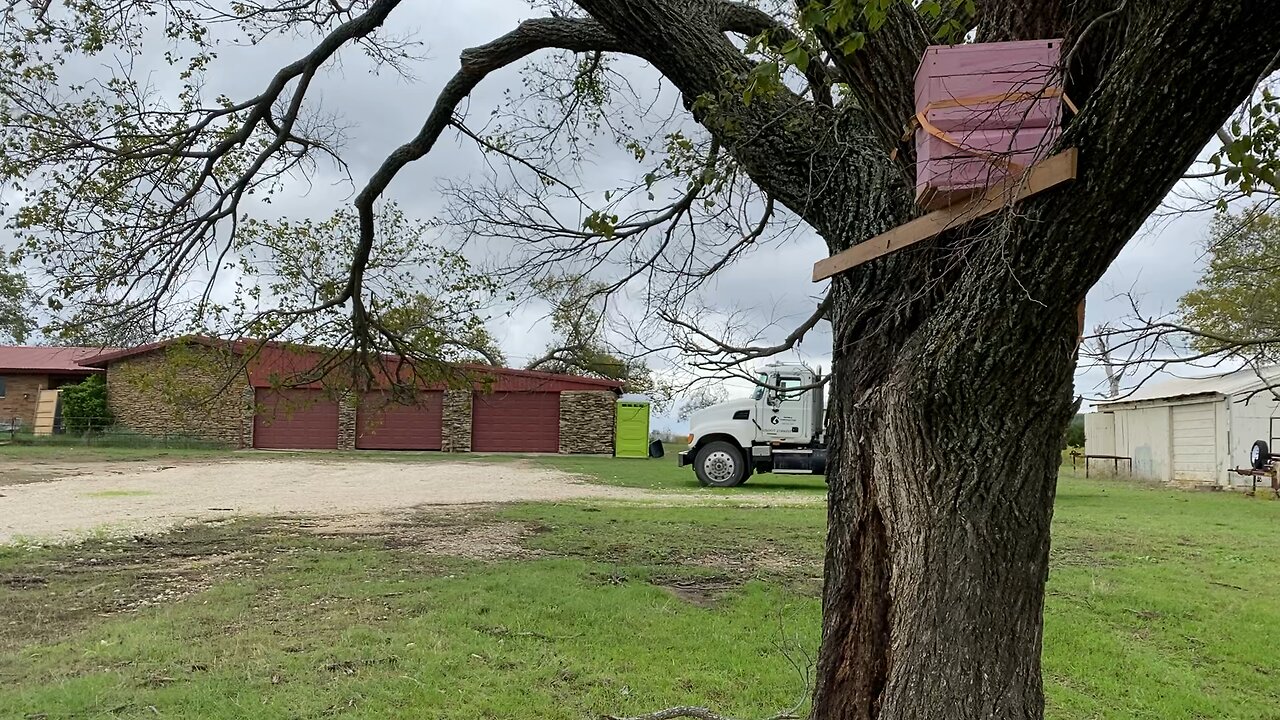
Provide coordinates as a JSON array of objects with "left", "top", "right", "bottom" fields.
[{"left": 763, "top": 375, "right": 804, "bottom": 439}]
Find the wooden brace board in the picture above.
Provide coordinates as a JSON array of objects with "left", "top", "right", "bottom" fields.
[{"left": 812, "top": 148, "right": 1079, "bottom": 282}]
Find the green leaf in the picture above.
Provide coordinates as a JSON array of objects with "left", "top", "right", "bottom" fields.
[
  {"left": 784, "top": 44, "right": 810, "bottom": 73},
  {"left": 799, "top": 2, "right": 826, "bottom": 30},
  {"left": 838, "top": 32, "right": 867, "bottom": 55}
]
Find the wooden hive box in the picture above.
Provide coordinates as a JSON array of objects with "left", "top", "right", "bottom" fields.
[{"left": 914, "top": 39, "right": 1066, "bottom": 210}]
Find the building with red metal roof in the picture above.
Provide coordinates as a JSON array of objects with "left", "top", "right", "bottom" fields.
[
  {"left": 0, "top": 346, "right": 115, "bottom": 428},
  {"left": 10, "top": 335, "right": 623, "bottom": 453}
]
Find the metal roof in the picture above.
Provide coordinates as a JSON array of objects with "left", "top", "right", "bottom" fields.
[
  {"left": 1097, "top": 365, "right": 1280, "bottom": 407},
  {"left": 0, "top": 346, "right": 113, "bottom": 373},
  {"left": 79, "top": 335, "right": 625, "bottom": 391}
]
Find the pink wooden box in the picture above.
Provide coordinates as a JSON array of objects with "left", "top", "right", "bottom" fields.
[{"left": 914, "top": 39, "right": 1066, "bottom": 209}]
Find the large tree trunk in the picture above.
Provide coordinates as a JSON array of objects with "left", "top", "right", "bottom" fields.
[
  {"left": 799, "top": 4, "right": 1280, "bottom": 717},
  {"left": 812, "top": 271, "right": 1079, "bottom": 720}
]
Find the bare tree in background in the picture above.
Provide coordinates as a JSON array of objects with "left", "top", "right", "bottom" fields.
[
  {"left": 1086, "top": 323, "right": 1125, "bottom": 398},
  {"left": 4, "top": 1, "right": 1280, "bottom": 718},
  {"left": 677, "top": 383, "right": 728, "bottom": 422}
]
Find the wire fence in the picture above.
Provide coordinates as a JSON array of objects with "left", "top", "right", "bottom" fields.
[{"left": 2, "top": 416, "right": 231, "bottom": 450}]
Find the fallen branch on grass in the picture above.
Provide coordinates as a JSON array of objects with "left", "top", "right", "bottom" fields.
[{"left": 604, "top": 708, "right": 799, "bottom": 720}]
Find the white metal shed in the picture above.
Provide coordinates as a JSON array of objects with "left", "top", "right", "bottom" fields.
[{"left": 1085, "top": 367, "right": 1280, "bottom": 488}]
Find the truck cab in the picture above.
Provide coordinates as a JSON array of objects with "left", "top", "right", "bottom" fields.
[{"left": 677, "top": 363, "right": 828, "bottom": 486}]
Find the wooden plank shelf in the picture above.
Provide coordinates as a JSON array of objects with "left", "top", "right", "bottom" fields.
[{"left": 812, "top": 148, "right": 1078, "bottom": 282}]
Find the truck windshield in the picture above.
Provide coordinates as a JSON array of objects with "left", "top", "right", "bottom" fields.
[{"left": 752, "top": 373, "right": 768, "bottom": 400}]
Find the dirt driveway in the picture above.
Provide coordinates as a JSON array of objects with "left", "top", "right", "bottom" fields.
[{"left": 0, "top": 458, "right": 659, "bottom": 544}]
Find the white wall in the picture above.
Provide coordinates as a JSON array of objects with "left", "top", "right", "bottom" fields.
[
  {"left": 1084, "top": 412, "right": 1115, "bottom": 456},
  {"left": 1226, "top": 391, "right": 1280, "bottom": 488},
  {"left": 1113, "top": 405, "right": 1172, "bottom": 481},
  {"left": 1091, "top": 392, "right": 1280, "bottom": 488}
]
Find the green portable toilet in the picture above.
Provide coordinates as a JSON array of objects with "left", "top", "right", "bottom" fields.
[{"left": 615, "top": 395, "right": 651, "bottom": 458}]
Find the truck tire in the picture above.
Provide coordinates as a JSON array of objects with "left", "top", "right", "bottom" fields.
[
  {"left": 694, "top": 441, "right": 748, "bottom": 487},
  {"left": 1252, "top": 439, "right": 1271, "bottom": 470}
]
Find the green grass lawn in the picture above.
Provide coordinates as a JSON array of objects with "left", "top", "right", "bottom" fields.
[
  {"left": 1, "top": 453, "right": 1278, "bottom": 718},
  {"left": 0, "top": 442, "right": 242, "bottom": 463},
  {"left": 531, "top": 452, "right": 829, "bottom": 493}
]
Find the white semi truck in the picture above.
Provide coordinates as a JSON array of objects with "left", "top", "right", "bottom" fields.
[{"left": 678, "top": 362, "right": 828, "bottom": 486}]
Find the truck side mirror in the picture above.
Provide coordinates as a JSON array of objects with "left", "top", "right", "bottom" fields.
[{"left": 765, "top": 374, "right": 782, "bottom": 407}]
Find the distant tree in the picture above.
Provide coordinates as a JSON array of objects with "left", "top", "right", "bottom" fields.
[
  {"left": 1063, "top": 414, "right": 1085, "bottom": 449},
  {"left": 526, "top": 275, "right": 670, "bottom": 407},
  {"left": 1085, "top": 323, "right": 1126, "bottom": 398},
  {"left": 379, "top": 294, "right": 506, "bottom": 367},
  {"left": 677, "top": 384, "right": 727, "bottom": 422},
  {"left": 217, "top": 204, "right": 503, "bottom": 389},
  {"left": 1179, "top": 208, "right": 1280, "bottom": 360},
  {"left": 0, "top": 265, "right": 36, "bottom": 344}
]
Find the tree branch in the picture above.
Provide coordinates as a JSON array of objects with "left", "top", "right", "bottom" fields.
[
  {"left": 660, "top": 294, "right": 831, "bottom": 366},
  {"left": 718, "top": 2, "right": 834, "bottom": 106},
  {"left": 346, "top": 15, "right": 633, "bottom": 333},
  {"left": 813, "top": 2, "right": 929, "bottom": 152}
]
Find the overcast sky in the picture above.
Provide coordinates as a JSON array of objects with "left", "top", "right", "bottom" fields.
[{"left": 7, "top": 0, "right": 1232, "bottom": 431}]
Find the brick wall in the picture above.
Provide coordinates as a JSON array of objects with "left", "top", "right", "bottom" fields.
[
  {"left": 106, "top": 346, "right": 251, "bottom": 447},
  {"left": 0, "top": 373, "right": 49, "bottom": 428},
  {"left": 441, "top": 389, "right": 472, "bottom": 452},
  {"left": 559, "top": 391, "right": 617, "bottom": 455}
]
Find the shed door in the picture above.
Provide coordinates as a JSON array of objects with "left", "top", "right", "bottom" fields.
[
  {"left": 1171, "top": 403, "right": 1218, "bottom": 480},
  {"left": 254, "top": 388, "right": 339, "bottom": 450},
  {"left": 471, "top": 391, "right": 560, "bottom": 453},
  {"left": 356, "top": 391, "right": 443, "bottom": 450}
]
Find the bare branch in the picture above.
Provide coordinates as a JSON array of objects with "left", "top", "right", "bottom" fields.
[
  {"left": 604, "top": 706, "right": 798, "bottom": 720},
  {"left": 347, "top": 15, "right": 633, "bottom": 330}
]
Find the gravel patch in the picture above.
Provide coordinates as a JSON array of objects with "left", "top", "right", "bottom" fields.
[{"left": 0, "top": 459, "right": 660, "bottom": 544}]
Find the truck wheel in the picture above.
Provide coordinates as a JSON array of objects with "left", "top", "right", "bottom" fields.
[
  {"left": 694, "top": 441, "right": 748, "bottom": 487},
  {"left": 1252, "top": 439, "right": 1271, "bottom": 470}
]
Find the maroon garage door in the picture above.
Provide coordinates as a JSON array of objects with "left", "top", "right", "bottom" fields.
[
  {"left": 471, "top": 391, "right": 560, "bottom": 453},
  {"left": 356, "top": 391, "right": 444, "bottom": 450},
  {"left": 253, "top": 388, "right": 339, "bottom": 450}
]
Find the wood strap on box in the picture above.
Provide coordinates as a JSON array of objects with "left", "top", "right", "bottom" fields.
[{"left": 893, "top": 88, "right": 1078, "bottom": 170}]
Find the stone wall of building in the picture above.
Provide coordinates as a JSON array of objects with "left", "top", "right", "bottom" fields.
[
  {"left": 106, "top": 347, "right": 251, "bottom": 447},
  {"left": 337, "top": 393, "right": 357, "bottom": 451},
  {"left": 0, "top": 374, "right": 50, "bottom": 429},
  {"left": 441, "top": 389, "right": 472, "bottom": 452},
  {"left": 559, "top": 391, "right": 617, "bottom": 455},
  {"left": 240, "top": 386, "right": 256, "bottom": 448}
]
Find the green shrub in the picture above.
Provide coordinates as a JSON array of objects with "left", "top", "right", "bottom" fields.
[
  {"left": 60, "top": 375, "right": 112, "bottom": 435},
  {"left": 1063, "top": 413, "right": 1086, "bottom": 449}
]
